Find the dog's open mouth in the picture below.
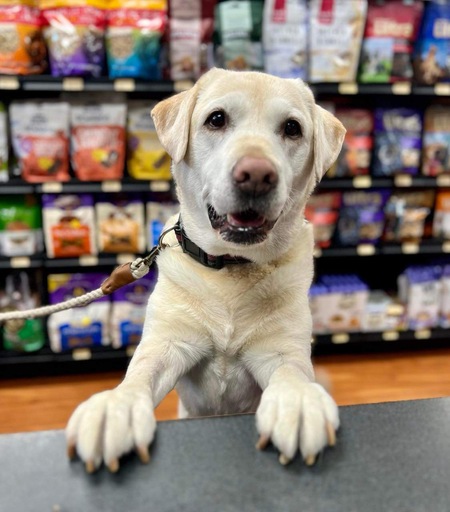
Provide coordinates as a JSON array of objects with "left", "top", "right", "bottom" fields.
[{"left": 208, "top": 205, "right": 276, "bottom": 245}]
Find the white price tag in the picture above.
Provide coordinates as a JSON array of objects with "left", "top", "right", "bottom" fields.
[
  {"left": 116, "top": 253, "right": 135, "bottom": 265},
  {"left": 338, "top": 83, "right": 358, "bottom": 95},
  {"left": 41, "top": 182, "right": 63, "bottom": 193},
  {"left": 114, "top": 78, "right": 135, "bottom": 92},
  {"left": 392, "top": 82, "right": 411, "bottom": 95},
  {"left": 72, "top": 348, "right": 92, "bottom": 361},
  {"left": 382, "top": 331, "right": 399, "bottom": 341},
  {"left": 0, "top": 76, "right": 19, "bottom": 89},
  {"left": 101, "top": 180, "right": 122, "bottom": 193},
  {"left": 357, "top": 244, "right": 376, "bottom": 256},
  {"left": 414, "top": 329, "right": 431, "bottom": 340},
  {"left": 79, "top": 255, "right": 99, "bottom": 266},
  {"left": 443, "top": 241, "right": 450, "bottom": 253},
  {"left": 434, "top": 83, "right": 450, "bottom": 96},
  {"left": 10, "top": 256, "right": 31, "bottom": 268},
  {"left": 353, "top": 176, "right": 372, "bottom": 188},
  {"left": 436, "top": 174, "right": 450, "bottom": 187},
  {"left": 150, "top": 181, "right": 171, "bottom": 192},
  {"left": 62, "top": 77, "right": 84, "bottom": 91},
  {"left": 174, "top": 80, "right": 194, "bottom": 93},
  {"left": 331, "top": 333, "right": 350, "bottom": 344},
  {"left": 126, "top": 346, "right": 137, "bottom": 357},
  {"left": 394, "top": 174, "right": 413, "bottom": 187},
  {"left": 401, "top": 243, "right": 419, "bottom": 254},
  {"left": 313, "top": 247, "right": 322, "bottom": 258}
]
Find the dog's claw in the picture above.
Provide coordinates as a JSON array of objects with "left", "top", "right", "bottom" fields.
[
  {"left": 137, "top": 445, "right": 151, "bottom": 464},
  {"left": 85, "top": 460, "right": 96, "bottom": 473},
  {"left": 67, "top": 443, "right": 76, "bottom": 460},
  {"left": 107, "top": 459, "right": 119, "bottom": 473},
  {"left": 279, "top": 454, "right": 291, "bottom": 466},
  {"left": 255, "top": 435, "right": 270, "bottom": 451},
  {"left": 326, "top": 421, "right": 336, "bottom": 447},
  {"left": 305, "top": 454, "right": 316, "bottom": 466}
]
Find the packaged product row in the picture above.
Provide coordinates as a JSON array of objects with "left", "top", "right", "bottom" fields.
[{"left": 0, "top": 0, "right": 449, "bottom": 85}]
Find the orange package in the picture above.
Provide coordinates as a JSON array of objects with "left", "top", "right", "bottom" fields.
[
  {"left": 71, "top": 103, "right": 126, "bottom": 181},
  {"left": 0, "top": 0, "right": 47, "bottom": 75}
]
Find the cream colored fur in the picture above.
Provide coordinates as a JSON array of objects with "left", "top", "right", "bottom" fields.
[{"left": 66, "top": 68, "right": 346, "bottom": 472}]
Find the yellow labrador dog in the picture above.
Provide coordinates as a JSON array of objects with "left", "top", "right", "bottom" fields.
[{"left": 66, "top": 68, "right": 346, "bottom": 473}]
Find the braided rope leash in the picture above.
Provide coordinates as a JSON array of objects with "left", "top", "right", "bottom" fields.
[{"left": 0, "top": 225, "right": 176, "bottom": 323}]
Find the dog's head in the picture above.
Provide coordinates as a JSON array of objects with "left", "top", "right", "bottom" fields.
[{"left": 152, "top": 68, "right": 345, "bottom": 260}]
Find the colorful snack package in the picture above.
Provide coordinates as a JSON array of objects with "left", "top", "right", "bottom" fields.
[
  {"left": 433, "top": 191, "right": 450, "bottom": 239},
  {"left": 384, "top": 190, "right": 435, "bottom": 244},
  {"left": 71, "top": 102, "right": 126, "bottom": 181},
  {"left": 96, "top": 194, "right": 145, "bottom": 254},
  {"left": 359, "top": 0, "right": 423, "bottom": 83},
  {"left": 0, "top": 195, "right": 43, "bottom": 257},
  {"left": 9, "top": 101, "right": 70, "bottom": 183},
  {"left": 47, "top": 273, "right": 110, "bottom": 352},
  {"left": 414, "top": 0, "right": 450, "bottom": 85},
  {"left": 262, "top": 0, "right": 308, "bottom": 79},
  {"left": 0, "top": 0, "right": 47, "bottom": 75},
  {"left": 309, "top": 0, "right": 367, "bottom": 83},
  {"left": 127, "top": 103, "right": 171, "bottom": 180},
  {"left": 215, "top": 0, "right": 264, "bottom": 71},
  {"left": 305, "top": 191, "right": 341, "bottom": 249},
  {"left": 0, "top": 103, "right": 7, "bottom": 182},
  {"left": 335, "top": 109, "right": 374, "bottom": 177},
  {"left": 147, "top": 200, "right": 179, "bottom": 248},
  {"left": 42, "top": 194, "right": 97, "bottom": 258},
  {"left": 422, "top": 105, "right": 450, "bottom": 177},
  {"left": 105, "top": 0, "right": 167, "bottom": 79},
  {"left": 373, "top": 108, "right": 422, "bottom": 176},
  {"left": 41, "top": 0, "right": 106, "bottom": 78},
  {"left": 110, "top": 270, "right": 157, "bottom": 348},
  {"left": 336, "top": 190, "right": 390, "bottom": 246},
  {"left": 440, "top": 264, "right": 450, "bottom": 328}
]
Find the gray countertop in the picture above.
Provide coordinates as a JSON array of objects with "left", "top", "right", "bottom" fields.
[{"left": 0, "top": 398, "right": 449, "bottom": 512}]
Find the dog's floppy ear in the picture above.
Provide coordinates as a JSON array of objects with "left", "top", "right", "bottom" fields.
[
  {"left": 151, "top": 86, "right": 198, "bottom": 164},
  {"left": 312, "top": 105, "right": 346, "bottom": 182}
]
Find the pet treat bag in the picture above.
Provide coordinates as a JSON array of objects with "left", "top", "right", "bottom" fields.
[
  {"left": 215, "top": 0, "right": 264, "bottom": 71},
  {"left": 105, "top": 0, "right": 167, "bottom": 79},
  {"left": 9, "top": 101, "right": 70, "bottom": 182},
  {"left": 147, "top": 201, "right": 179, "bottom": 248},
  {"left": 433, "top": 190, "right": 450, "bottom": 239},
  {"left": 440, "top": 265, "right": 450, "bottom": 328},
  {"left": 127, "top": 103, "right": 171, "bottom": 180},
  {"left": 42, "top": 194, "right": 97, "bottom": 258},
  {"left": 359, "top": 0, "right": 423, "bottom": 83},
  {"left": 0, "top": 195, "right": 43, "bottom": 257},
  {"left": 0, "top": 0, "right": 47, "bottom": 75},
  {"left": 47, "top": 273, "right": 110, "bottom": 352},
  {"left": 110, "top": 271, "right": 157, "bottom": 348},
  {"left": 309, "top": 0, "right": 367, "bottom": 83},
  {"left": 305, "top": 191, "right": 341, "bottom": 249},
  {"left": 422, "top": 105, "right": 450, "bottom": 177},
  {"left": 71, "top": 102, "right": 126, "bottom": 181},
  {"left": 96, "top": 194, "right": 145, "bottom": 254},
  {"left": 373, "top": 108, "right": 422, "bottom": 176},
  {"left": 262, "top": 0, "right": 308, "bottom": 79},
  {"left": 0, "top": 103, "right": 7, "bottom": 182},
  {"left": 414, "top": 0, "right": 450, "bottom": 85}
]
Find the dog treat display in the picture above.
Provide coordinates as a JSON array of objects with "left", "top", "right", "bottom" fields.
[
  {"left": 422, "top": 106, "right": 450, "bottom": 176},
  {"left": 433, "top": 190, "right": 450, "bottom": 239},
  {"left": 359, "top": 0, "right": 423, "bottom": 83},
  {"left": 0, "top": 195, "right": 43, "bottom": 257},
  {"left": 0, "top": 0, "right": 47, "bottom": 75},
  {"left": 105, "top": 0, "right": 167, "bottom": 79},
  {"left": 146, "top": 201, "right": 179, "bottom": 248},
  {"left": 373, "top": 108, "right": 422, "bottom": 176},
  {"left": 70, "top": 102, "right": 126, "bottom": 181},
  {"left": 309, "top": 0, "right": 367, "bottom": 83},
  {"left": 42, "top": 194, "right": 97, "bottom": 258},
  {"left": 41, "top": 0, "right": 106, "bottom": 77},
  {"left": 414, "top": 0, "right": 450, "bottom": 85},
  {"left": 262, "top": 0, "right": 308, "bottom": 79},
  {"left": 127, "top": 103, "right": 171, "bottom": 180},
  {"left": 47, "top": 273, "right": 111, "bottom": 352},
  {"left": 110, "top": 271, "right": 157, "bottom": 348},
  {"left": 0, "top": 103, "right": 7, "bottom": 182},
  {"left": 96, "top": 194, "right": 145, "bottom": 254},
  {"left": 305, "top": 191, "right": 341, "bottom": 249},
  {"left": 9, "top": 101, "right": 70, "bottom": 182}
]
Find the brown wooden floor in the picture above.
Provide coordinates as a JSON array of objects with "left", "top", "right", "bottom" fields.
[{"left": 1, "top": 348, "right": 450, "bottom": 434}]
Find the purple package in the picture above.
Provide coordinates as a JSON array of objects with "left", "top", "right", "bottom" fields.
[
  {"left": 48, "top": 273, "right": 109, "bottom": 304},
  {"left": 373, "top": 108, "right": 423, "bottom": 176}
]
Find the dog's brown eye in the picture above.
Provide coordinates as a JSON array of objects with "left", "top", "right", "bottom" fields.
[
  {"left": 205, "top": 110, "right": 227, "bottom": 129},
  {"left": 284, "top": 119, "right": 302, "bottom": 138}
]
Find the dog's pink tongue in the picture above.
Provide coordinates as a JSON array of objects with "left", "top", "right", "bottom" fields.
[{"left": 227, "top": 211, "right": 266, "bottom": 228}]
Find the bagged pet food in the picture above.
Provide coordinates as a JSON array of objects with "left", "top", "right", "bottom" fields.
[
  {"left": 384, "top": 190, "right": 435, "bottom": 244},
  {"left": 71, "top": 102, "right": 126, "bottom": 181},
  {"left": 262, "top": 0, "right": 308, "bottom": 79},
  {"left": 0, "top": 195, "right": 43, "bottom": 256},
  {"left": 359, "top": 0, "right": 423, "bottom": 83},
  {"left": 110, "top": 270, "right": 156, "bottom": 348},
  {"left": 96, "top": 194, "right": 145, "bottom": 254},
  {"left": 373, "top": 108, "right": 422, "bottom": 176},
  {"left": 41, "top": 0, "right": 106, "bottom": 77},
  {"left": 422, "top": 105, "right": 450, "bottom": 177},
  {"left": 147, "top": 201, "right": 179, "bottom": 248},
  {"left": 362, "top": 291, "right": 406, "bottom": 333},
  {"left": 305, "top": 191, "right": 341, "bottom": 249},
  {"left": 433, "top": 191, "right": 450, "bottom": 239},
  {"left": 47, "top": 273, "right": 110, "bottom": 352},
  {"left": 334, "top": 109, "right": 374, "bottom": 177},
  {"left": 336, "top": 190, "right": 389, "bottom": 246},
  {"left": 127, "top": 103, "right": 171, "bottom": 180},
  {"left": 215, "top": 0, "right": 264, "bottom": 71},
  {"left": 105, "top": 0, "right": 167, "bottom": 79},
  {"left": 42, "top": 194, "right": 97, "bottom": 258},
  {"left": 9, "top": 101, "right": 70, "bottom": 182},
  {"left": 440, "top": 265, "right": 450, "bottom": 328},
  {"left": 309, "top": 0, "right": 367, "bottom": 83},
  {"left": 414, "top": 0, "right": 450, "bottom": 85},
  {"left": 0, "top": 103, "right": 7, "bottom": 182},
  {"left": 0, "top": 0, "right": 47, "bottom": 75}
]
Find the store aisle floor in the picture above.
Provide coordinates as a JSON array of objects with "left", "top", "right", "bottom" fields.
[{"left": 1, "top": 348, "right": 450, "bottom": 434}]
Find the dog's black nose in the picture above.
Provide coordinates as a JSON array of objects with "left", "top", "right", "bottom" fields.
[{"left": 232, "top": 157, "right": 278, "bottom": 197}]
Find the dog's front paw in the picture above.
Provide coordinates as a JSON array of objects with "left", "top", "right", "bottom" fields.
[
  {"left": 256, "top": 380, "right": 339, "bottom": 466},
  {"left": 66, "top": 386, "right": 156, "bottom": 473}
]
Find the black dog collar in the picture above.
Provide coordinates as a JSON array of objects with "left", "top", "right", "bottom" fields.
[{"left": 174, "top": 219, "right": 251, "bottom": 270}]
